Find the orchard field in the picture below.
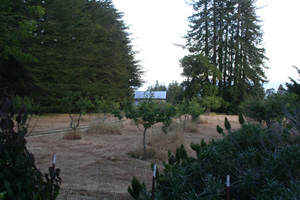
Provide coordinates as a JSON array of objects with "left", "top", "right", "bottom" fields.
[{"left": 26, "top": 114, "right": 241, "bottom": 199}]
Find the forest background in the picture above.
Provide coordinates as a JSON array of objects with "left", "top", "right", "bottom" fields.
[{"left": 0, "top": 0, "right": 289, "bottom": 113}]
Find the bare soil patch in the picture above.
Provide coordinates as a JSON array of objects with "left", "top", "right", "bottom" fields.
[{"left": 26, "top": 114, "right": 241, "bottom": 199}]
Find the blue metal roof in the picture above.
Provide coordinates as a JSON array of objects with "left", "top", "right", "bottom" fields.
[{"left": 134, "top": 91, "right": 167, "bottom": 99}]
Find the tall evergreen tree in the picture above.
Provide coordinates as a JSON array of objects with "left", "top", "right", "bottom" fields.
[
  {"left": 286, "top": 66, "right": 300, "bottom": 97},
  {"left": 0, "top": 0, "right": 44, "bottom": 95},
  {"left": 184, "top": 0, "right": 267, "bottom": 112},
  {"left": 6, "top": 0, "right": 142, "bottom": 111}
]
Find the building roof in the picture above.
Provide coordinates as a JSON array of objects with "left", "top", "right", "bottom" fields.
[{"left": 134, "top": 91, "right": 167, "bottom": 100}]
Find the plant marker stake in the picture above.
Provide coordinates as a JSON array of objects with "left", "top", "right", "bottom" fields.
[
  {"left": 226, "top": 175, "right": 230, "bottom": 200},
  {"left": 52, "top": 153, "right": 56, "bottom": 171},
  {"left": 151, "top": 165, "right": 156, "bottom": 200}
]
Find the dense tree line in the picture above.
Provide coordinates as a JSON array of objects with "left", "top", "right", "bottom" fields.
[
  {"left": 0, "top": 0, "right": 143, "bottom": 112},
  {"left": 181, "top": 0, "right": 267, "bottom": 112}
]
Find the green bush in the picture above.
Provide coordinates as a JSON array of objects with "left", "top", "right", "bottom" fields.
[
  {"left": 177, "top": 97, "right": 204, "bottom": 125},
  {"left": 240, "top": 93, "right": 299, "bottom": 125},
  {"left": 0, "top": 96, "right": 61, "bottom": 199},
  {"left": 189, "top": 97, "right": 205, "bottom": 121},
  {"left": 130, "top": 120, "right": 300, "bottom": 199}
]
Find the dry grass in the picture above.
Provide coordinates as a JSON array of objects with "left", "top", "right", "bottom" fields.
[
  {"left": 86, "top": 121, "right": 122, "bottom": 135},
  {"left": 63, "top": 130, "right": 82, "bottom": 140},
  {"left": 197, "top": 118, "right": 209, "bottom": 124},
  {"left": 26, "top": 114, "right": 241, "bottom": 199},
  {"left": 167, "top": 122, "right": 183, "bottom": 132},
  {"left": 147, "top": 129, "right": 185, "bottom": 160},
  {"left": 127, "top": 125, "right": 185, "bottom": 160},
  {"left": 183, "top": 121, "right": 201, "bottom": 133},
  {"left": 127, "top": 146, "right": 157, "bottom": 160}
]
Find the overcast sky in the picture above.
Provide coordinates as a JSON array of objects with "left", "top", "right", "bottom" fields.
[{"left": 112, "top": 0, "right": 300, "bottom": 91}]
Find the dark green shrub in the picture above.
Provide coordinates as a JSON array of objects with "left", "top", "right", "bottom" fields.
[
  {"left": 239, "top": 113, "right": 245, "bottom": 125},
  {"left": 240, "top": 93, "right": 299, "bottom": 125},
  {"left": 128, "top": 176, "right": 149, "bottom": 200},
  {"left": 130, "top": 121, "right": 300, "bottom": 199},
  {"left": 224, "top": 117, "right": 231, "bottom": 131},
  {"left": 0, "top": 96, "right": 61, "bottom": 199},
  {"left": 189, "top": 97, "right": 205, "bottom": 121}
]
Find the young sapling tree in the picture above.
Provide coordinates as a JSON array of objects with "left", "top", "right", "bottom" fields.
[
  {"left": 124, "top": 96, "right": 176, "bottom": 154},
  {"left": 61, "top": 91, "right": 92, "bottom": 135}
]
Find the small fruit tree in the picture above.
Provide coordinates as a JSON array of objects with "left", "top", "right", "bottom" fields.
[
  {"left": 124, "top": 96, "right": 176, "bottom": 154},
  {"left": 61, "top": 91, "right": 92, "bottom": 131},
  {"left": 177, "top": 97, "right": 205, "bottom": 127},
  {"left": 93, "top": 96, "right": 120, "bottom": 121}
]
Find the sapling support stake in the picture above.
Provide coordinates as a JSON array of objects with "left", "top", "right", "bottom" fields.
[
  {"left": 50, "top": 153, "right": 57, "bottom": 199},
  {"left": 52, "top": 153, "right": 56, "bottom": 171},
  {"left": 151, "top": 164, "right": 156, "bottom": 200},
  {"left": 226, "top": 175, "right": 230, "bottom": 200}
]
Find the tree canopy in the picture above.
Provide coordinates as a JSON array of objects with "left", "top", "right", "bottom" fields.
[
  {"left": 182, "top": 0, "right": 267, "bottom": 112},
  {"left": 1, "top": 0, "right": 143, "bottom": 112}
]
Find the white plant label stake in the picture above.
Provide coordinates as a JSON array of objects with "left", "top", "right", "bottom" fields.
[
  {"left": 52, "top": 153, "right": 56, "bottom": 170},
  {"left": 226, "top": 175, "right": 230, "bottom": 200},
  {"left": 151, "top": 165, "right": 157, "bottom": 200}
]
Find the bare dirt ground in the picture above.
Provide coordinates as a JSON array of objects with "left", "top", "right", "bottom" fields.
[{"left": 26, "top": 114, "right": 241, "bottom": 200}]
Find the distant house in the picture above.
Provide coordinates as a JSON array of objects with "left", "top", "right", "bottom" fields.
[{"left": 134, "top": 91, "right": 167, "bottom": 105}]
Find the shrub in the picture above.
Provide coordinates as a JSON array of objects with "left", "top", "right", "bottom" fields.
[
  {"left": 201, "top": 95, "right": 222, "bottom": 114},
  {"left": 240, "top": 93, "right": 299, "bottom": 125},
  {"left": 0, "top": 96, "right": 61, "bottom": 199},
  {"left": 189, "top": 97, "right": 205, "bottom": 121},
  {"left": 130, "top": 121, "right": 300, "bottom": 199}
]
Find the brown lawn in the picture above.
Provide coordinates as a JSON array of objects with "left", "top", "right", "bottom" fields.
[{"left": 26, "top": 114, "right": 241, "bottom": 200}]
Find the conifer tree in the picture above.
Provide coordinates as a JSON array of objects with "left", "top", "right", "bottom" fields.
[
  {"left": 183, "top": 0, "right": 267, "bottom": 112},
  {"left": 0, "top": 0, "right": 144, "bottom": 112}
]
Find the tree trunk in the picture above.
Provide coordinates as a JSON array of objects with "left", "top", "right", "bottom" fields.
[{"left": 143, "top": 128, "right": 148, "bottom": 154}]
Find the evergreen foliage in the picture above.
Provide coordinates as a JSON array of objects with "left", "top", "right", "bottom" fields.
[
  {"left": 238, "top": 112, "right": 245, "bottom": 125},
  {"left": 166, "top": 81, "right": 183, "bottom": 105},
  {"left": 147, "top": 81, "right": 167, "bottom": 91},
  {"left": 128, "top": 176, "right": 149, "bottom": 200},
  {"left": 286, "top": 66, "right": 300, "bottom": 97},
  {"left": 0, "top": 95, "right": 61, "bottom": 199},
  {"left": 224, "top": 117, "right": 231, "bottom": 131},
  {"left": 130, "top": 118, "right": 300, "bottom": 199},
  {"left": 182, "top": 0, "right": 267, "bottom": 112},
  {"left": 240, "top": 92, "right": 299, "bottom": 125},
  {"left": 1, "top": 0, "right": 143, "bottom": 112}
]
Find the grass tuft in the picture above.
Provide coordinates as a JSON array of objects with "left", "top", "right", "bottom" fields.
[
  {"left": 127, "top": 146, "right": 157, "bottom": 160},
  {"left": 147, "top": 129, "right": 185, "bottom": 160},
  {"left": 183, "top": 121, "right": 201, "bottom": 133},
  {"left": 63, "top": 130, "right": 82, "bottom": 140},
  {"left": 86, "top": 121, "right": 122, "bottom": 135}
]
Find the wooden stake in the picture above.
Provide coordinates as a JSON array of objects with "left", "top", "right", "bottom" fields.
[
  {"left": 226, "top": 175, "right": 230, "bottom": 200},
  {"left": 151, "top": 165, "right": 156, "bottom": 200},
  {"left": 52, "top": 153, "right": 56, "bottom": 170}
]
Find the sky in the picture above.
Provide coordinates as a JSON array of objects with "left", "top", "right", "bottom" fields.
[{"left": 112, "top": 0, "right": 300, "bottom": 91}]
